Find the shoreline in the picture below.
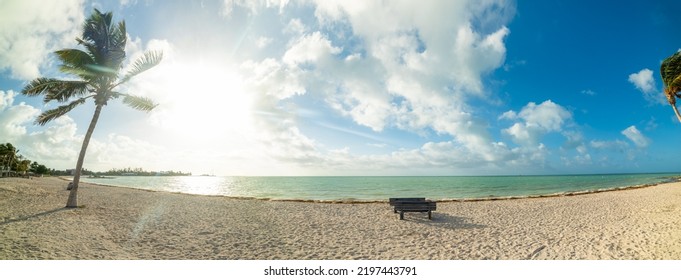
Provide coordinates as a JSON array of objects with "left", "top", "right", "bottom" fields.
[
  {"left": 68, "top": 175, "right": 681, "bottom": 204},
  {"left": 3, "top": 177, "right": 680, "bottom": 259}
]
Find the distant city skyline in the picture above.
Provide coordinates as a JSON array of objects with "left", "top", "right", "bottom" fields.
[{"left": 1, "top": 0, "right": 680, "bottom": 176}]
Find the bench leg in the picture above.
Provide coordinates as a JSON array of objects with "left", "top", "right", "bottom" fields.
[
  {"left": 399, "top": 211, "right": 404, "bottom": 220},
  {"left": 428, "top": 211, "right": 432, "bottom": 220}
]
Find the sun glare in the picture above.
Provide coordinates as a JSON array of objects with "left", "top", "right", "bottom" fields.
[{"left": 152, "top": 60, "right": 254, "bottom": 139}]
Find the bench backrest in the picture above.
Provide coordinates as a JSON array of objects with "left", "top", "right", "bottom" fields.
[
  {"left": 393, "top": 201, "right": 437, "bottom": 211},
  {"left": 389, "top": 197, "right": 426, "bottom": 205}
]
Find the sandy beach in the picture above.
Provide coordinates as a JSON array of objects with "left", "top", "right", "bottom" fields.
[{"left": 1, "top": 177, "right": 680, "bottom": 260}]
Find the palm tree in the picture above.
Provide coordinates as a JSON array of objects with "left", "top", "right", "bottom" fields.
[
  {"left": 21, "top": 9, "right": 163, "bottom": 207},
  {"left": 0, "top": 143, "right": 18, "bottom": 177},
  {"left": 660, "top": 51, "right": 681, "bottom": 123}
]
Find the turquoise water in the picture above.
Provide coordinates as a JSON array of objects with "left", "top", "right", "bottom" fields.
[{"left": 80, "top": 173, "right": 681, "bottom": 201}]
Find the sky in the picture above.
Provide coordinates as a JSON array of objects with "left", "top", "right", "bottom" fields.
[{"left": 1, "top": 0, "right": 680, "bottom": 176}]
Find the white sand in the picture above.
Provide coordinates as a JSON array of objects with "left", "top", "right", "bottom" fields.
[{"left": 1, "top": 176, "right": 680, "bottom": 259}]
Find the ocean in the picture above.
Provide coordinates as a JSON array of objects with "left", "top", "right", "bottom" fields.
[{"left": 79, "top": 173, "right": 681, "bottom": 201}]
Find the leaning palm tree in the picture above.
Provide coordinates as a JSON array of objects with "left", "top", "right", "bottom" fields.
[
  {"left": 21, "top": 9, "right": 163, "bottom": 207},
  {"left": 661, "top": 51, "right": 681, "bottom": 123}
]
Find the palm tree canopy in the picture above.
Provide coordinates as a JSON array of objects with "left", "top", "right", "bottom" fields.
[
  {"left": 660, "top": 51, "right": 681, "bottom": 105},
  {"left": 21, "top": 8, "right": 162, "bottom": 125}
]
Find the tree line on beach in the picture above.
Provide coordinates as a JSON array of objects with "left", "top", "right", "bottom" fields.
[
  {"left": 1, "top": 142, "right": 190, "bottom": 178},
  {"left": 97, "top": 167, "right": 191, "bottom": 176}
]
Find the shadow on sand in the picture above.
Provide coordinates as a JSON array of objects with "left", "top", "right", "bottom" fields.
[
  {"left": 0, "top": 207, "right": 73, "bottom": 226},
  {"left": 397, "top": 212, "right": 487, "bottom": 230}
]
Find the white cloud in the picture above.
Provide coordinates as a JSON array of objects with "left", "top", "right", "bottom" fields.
[
  {"left": 628, "top": 68, "right": 665, "bottom": 105},
  {"left": 0, "top": 0, "right": 85, "bottom": 80},
  {"left": 85, "top": 133, "right": 168, "bottom": 170},
  {"left": 23, "top": 116, "right": 82, "bottom": 166},
  {"left": 282, "top": 32, "right": 342, "bottom": 66},
  {"left": 621, "top": 125, "right": 651, "bottom": 148},
  {"left": 241, "top": 58, "right": 307, "bottom": 100},
  {"left": 285, "top": 18, "right": 307, "bottom": 35},
  {"left": 501, "top": 100, "right": 572, "bottom": 146},
  {"left": 0, "top": 90, "right": 40, "bottom": 141},
  {"left": 0, "top": 90, "right": 17, "bottom": 111},
  {"left": 581, "top": 89, "right": 596, "bottom": 96},
  {"left": 119, "top": 0, "right": 137, "bottom": 7},
  {"left": 590, "top": 140, "right": 629, "bottom": 150},
  {"left": 222, "top": 0, "right": 290, "bottom": 16},
  {"left": 628, "top": 69, "right": 655, "bottom": 93},
  {"left": 255, "top": 36, "right": 274, "bottom": 49},
  {"left": 562, "top": 130, "right": 587, "bottom": 154}
]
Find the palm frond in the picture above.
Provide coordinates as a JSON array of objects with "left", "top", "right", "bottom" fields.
[
  {"left": 43, "top": 81, "right": 91, "bottom": 103},
  {"left": 22, "top": 78, "right": 56, "bottom": 96},
  {"left": 58, "top": 65, "right": 97, "bottom": 78},
  {"left": 661, "top": 51, "right": 681, "bottom": 89},
  {"left": 671, "top": 69, "right": 681, "bottom": 91},
  {"left": 22, "top": 78, "right": 89, "bottom": 101},
  {"left": 35, "top": 96, "right": 92, "bottom": 126},
  {"left": 76, "top": 38, "right": 101, "bottom": 61},
  {"left": 55, "top": 49, "right": 97, "bottom": 78},
  {"left": 73, "top": 38, "right": 120, "bottom": 76},
  {"left": 119, "top": 50, "right": 163, "bottom": 84},
  {"left": 121, "top": 94, "right": 157, "bottom": 112},
  {"left": 79, "top": 9, "right": 126, "bottom": 72},
  {"left": 82, "top": 9, "right": 112, "bottom": 47},
  {"left": 110, "top": 21, "right": 127, "bottom": 51},
  {"left": 661, "top": 51, "right": 681, "bottom": 106},
  {"left": 55, "top": 49, "right": 94, "bottom": 67}
]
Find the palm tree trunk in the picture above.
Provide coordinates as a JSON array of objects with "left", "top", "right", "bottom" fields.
[
  {"left": 672, "top": 104, "right": 681, "bottom": 124},
  {"left": 66, "top": 104, "right": 103, "bottom": 208}
]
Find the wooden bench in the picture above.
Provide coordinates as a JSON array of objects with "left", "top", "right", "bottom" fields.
[{"left": 389, "top": 198, "right": 436, "bottom": 220}]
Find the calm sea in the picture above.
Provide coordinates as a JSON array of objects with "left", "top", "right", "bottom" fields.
[{"left": 79, "top": 173, "right": 681, "bottom": 201}]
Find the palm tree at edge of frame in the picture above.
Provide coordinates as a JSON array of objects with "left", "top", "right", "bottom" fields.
[{"left": 661, "top": 50, "right": 681, "bottom": 123}]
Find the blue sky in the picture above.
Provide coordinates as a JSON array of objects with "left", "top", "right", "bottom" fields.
[{"left": 1, "top": 0, "right": 680, "bottom": 176}]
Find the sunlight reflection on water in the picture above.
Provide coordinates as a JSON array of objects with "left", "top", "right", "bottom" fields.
[{"left": 172, "top": 176, "right": 227, "bottom": 196}]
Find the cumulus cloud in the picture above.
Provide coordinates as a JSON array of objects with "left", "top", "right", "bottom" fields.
[
  {"left": 501, "top": 100, "right": 573, "bottom": 146},
  {"left": 628, "top": 68, "right": 665, "bottom": 105},
  {"left": 282, "top": 32, "right": 342, "bottom": 66},
  {"left": 222, "top": 0, "right": 290, "bottom": 16},
  {"left": 241, "top": 58, "right": 307, "bottom": 100},
  {"left": 590, "top": 140, "right": 629, "bottom": 150},
  {"left": 628, "top": 69, "right": 655, "bottom": 93},
  {"left": 621, "top": 125, "right": 651, "bottom": 148},
  {"left": 0, "top": 0, "right": 85, "bottom": 80},
  {"left": 255, "top": 36, "right": 274, "bottom": 49},
  {"left": 0, "top": 90, "right": 40, "bottom": 141}
]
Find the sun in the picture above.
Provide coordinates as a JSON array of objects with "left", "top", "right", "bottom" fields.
[{"left": 150, "top": 59, "right": 254, "bottom": 140}]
